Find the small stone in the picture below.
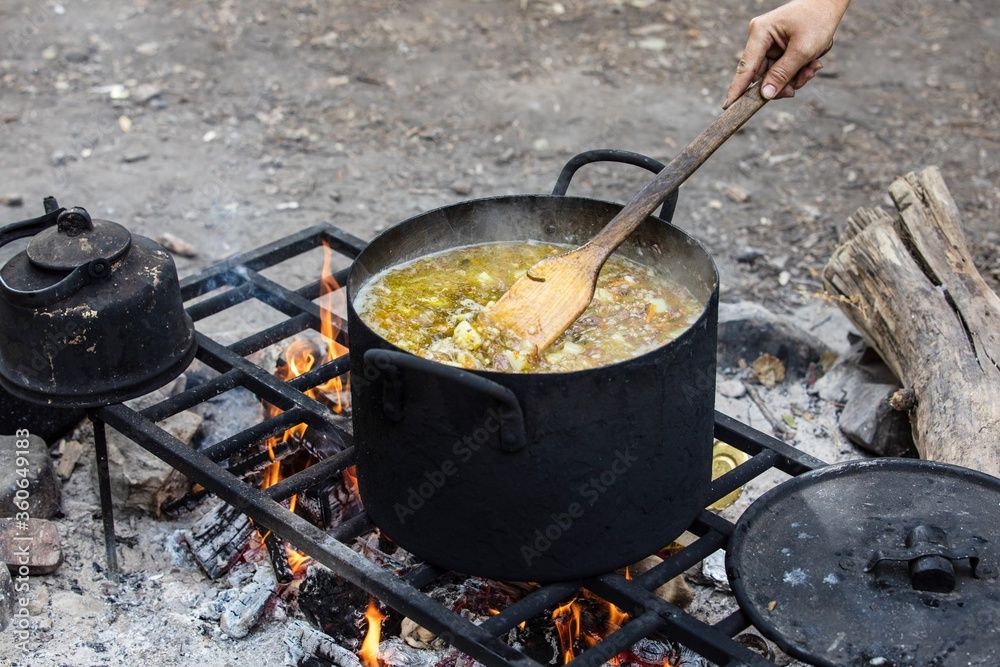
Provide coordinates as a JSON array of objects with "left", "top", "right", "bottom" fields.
[
  {"left": 156, "top": 232, "right": 198, "bottom": 257},
  {"left": 41, "top": 45, "right": 58, "bottom": 61},
  {"left": 108, "top": 84, "right": 130, "bottom": 100},
  {"left": 50, "top": 151, "right": 76, "bottom": 167},
  {"left": 122, "top": 152, "right": 150, "bottom": 164},
  {"left": 132, "top": 84, "right": 163, "bottom": 105},
  {"left": 135, "top": 42, "right": 159, "bottom": 56},
  {"left": 0, "top": 518, "right": 63, "bottom": 575},
  {"left": 630, "top": 23, "right": 668, "bottom": 36},
  {"left": 118, "top": 116, "right": 133, "bottom": 133},
  {"left": 202, "top": 130, "right": 218, "bottom": 143},
  {"left": 276, "top": 201, "right": 299, "bottom": 211},
  {"left": 310, "top": 31, "right": 339, "bottom": 48},
  {"left": 63, "top": 49, "right": 90, "bottom": 63},
  {"left": 707, "top": 199, "right": 723, "bottom": 210},
  {"left": 0, "top": 194, "right": 23, "bottom": 207},
  {"left": 778, "top": 270, "right": 791, "bottom": 286},
  {"left": 496, "top": 147, "right": 516, "bottom": 165},
  {"left": 701, "top": 550, "right": 730, "bottom": 592},
  {"left": 717, "top": 379, "right": 746, "bottom": 399},
  {"left": 55, "top": 439, "right": 85, "bottom": 480},
  {"left": 450, "top": 181, "right": 472, "bottom": 196},
  {"left": 532, "top": 138, "right": 550, "bottom": 151},
  {"left": 638, "top": 37, "right": 668, "bottom": 51},
  {"left": 735, "top": 247, "right": 766, "bottom": 264},
  {"left": 721, "top": 184, "right": 751, "bottom": 203},
  {"left": 840, "top": 383, "right": 916, "bottom": 457},
  {"left": 0, "top": 434, "right": 61, "bottom": 520}
]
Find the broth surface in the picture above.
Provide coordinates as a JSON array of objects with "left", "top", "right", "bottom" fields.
[{"left": 356, "top": 241, "right": 704, "bottom": 373}]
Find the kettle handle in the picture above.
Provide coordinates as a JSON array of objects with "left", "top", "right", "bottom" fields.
[
  {"left": 0, "top": 197, "right": 64, "bottom": 246},
  {"left": 0, "top": 199, "right": 116, "bottom": 309}
]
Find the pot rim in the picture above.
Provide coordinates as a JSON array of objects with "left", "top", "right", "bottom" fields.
[{"left": 347, "top": 192, "right": 719, "bottom": 379}]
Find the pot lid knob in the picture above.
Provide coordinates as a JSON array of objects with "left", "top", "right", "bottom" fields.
[
  {"left": 26, "top": 207, "right": 132, "bottom": 271},
  {"left": 865, "top": 524, "right": 980, "bottom": 594}
]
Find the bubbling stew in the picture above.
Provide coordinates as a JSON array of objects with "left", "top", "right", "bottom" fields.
[{"left": 355, "top": 241, "right": 704, "bottom": 373}]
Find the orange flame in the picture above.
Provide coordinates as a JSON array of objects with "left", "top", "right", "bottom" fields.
[
  {"left": 553, "top": 598, "right": 582, "bottom": 664},
  {"left": 255, "top": 242, "right": 354, "bottom": 576},
  {"left": 607, "top": 602, "right": 628, "bottom": 632},
  {"left": 343, "top": 465, "right": 359, "bottom": 496},
  {"left": 360, "top": 599, "right": 386, "bottom": 667},
  {"left": 316, "top": 241, "right": 351, "bottom": 412},
  {"left": 286, "top": 546, "right": 311, "bottom": 575}
]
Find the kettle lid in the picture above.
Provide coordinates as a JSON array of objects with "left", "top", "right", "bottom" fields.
[{"left": 26, "top": 207, "right": 131, "bottom": 271}]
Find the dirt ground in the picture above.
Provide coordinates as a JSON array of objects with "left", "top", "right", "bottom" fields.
[
  {"left": 1, "top": 1, "right": 998, "bottom": 665},
  {"left": 2, "top": 0, "right": 998, "bottom": 302}
]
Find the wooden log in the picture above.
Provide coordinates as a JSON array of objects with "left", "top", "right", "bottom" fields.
[{"left": 823, "top": 166, "right": 1000, "bottom": 476}]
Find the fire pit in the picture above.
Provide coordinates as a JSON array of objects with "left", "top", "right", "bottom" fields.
[
  {"left": 10, "top": 150, "right": 998, "bottom": 667},
  {"left": 85, "top": 217, "right": 827, "bottom": 667}
]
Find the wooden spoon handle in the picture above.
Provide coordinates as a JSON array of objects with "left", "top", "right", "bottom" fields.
[{"left": 586, "top": 84, "right": 768, "bottom": 258}]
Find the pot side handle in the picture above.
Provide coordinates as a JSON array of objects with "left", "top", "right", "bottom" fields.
[
  {"left": 551, "top": 149, "right": 678, "bottom": 223},
  {"left": 363, "top": 348, "right": 527, "bottom": 453}
]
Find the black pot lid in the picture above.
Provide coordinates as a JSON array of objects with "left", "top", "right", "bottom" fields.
[{"left": 727, "top": 458, "right": 1000, "bottom": 667}]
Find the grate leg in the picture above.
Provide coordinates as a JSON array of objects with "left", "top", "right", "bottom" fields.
[{"left": 91, "top": 414, "right": 119, "bottom": 581}]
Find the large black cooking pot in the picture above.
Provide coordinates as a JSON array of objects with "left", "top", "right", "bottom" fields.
[{"left": 347, "top": 151, "right": 718, "bottom": 582}]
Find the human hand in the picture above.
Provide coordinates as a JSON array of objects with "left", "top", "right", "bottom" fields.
[{"left": 724, "top": 0, "right": 850, "bottom": 109}]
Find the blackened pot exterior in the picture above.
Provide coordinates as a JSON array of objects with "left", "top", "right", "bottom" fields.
[{"left": 347, "top": 194, "right": 718, "bottom": 582}]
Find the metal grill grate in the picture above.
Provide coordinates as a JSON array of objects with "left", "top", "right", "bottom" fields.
[{"left": 94, "top": 223, "right": 828, "bottom": 667}]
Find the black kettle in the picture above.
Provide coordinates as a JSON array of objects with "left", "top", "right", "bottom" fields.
[{"left": 0, "top": 197, "right": 196, "bottom": 407}]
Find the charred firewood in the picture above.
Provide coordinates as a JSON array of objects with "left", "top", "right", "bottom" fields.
[
  {"left": 298, "top": 565, "right": 401, "bottom": 647},
  {"left": 230, "top": 438, "right": 302, "bottom": 480},
  {"left": 160, "top": 486, "right": 208, "bottom": 517},
  {"left": 179, "top": 499, "right": 254, "bottom": 579},
  {"left": 262, "top": 531, "right": 294, "bottom": 585},
  {"left": 295, "top": 474, "right": 363, "bottom": 530},
  {"left": 285, "top": 620, "right": 363, "bottom": 667},
  {"left": 218, "top": 562, "right": 278, "bottom": 639}
]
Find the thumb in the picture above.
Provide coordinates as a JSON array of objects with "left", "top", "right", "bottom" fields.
[{"left": 760, "top": 49, "right": 808, "bottom": 99}]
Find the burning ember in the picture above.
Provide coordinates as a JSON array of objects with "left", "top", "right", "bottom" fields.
[{"left": 548, "top": 585, "right": 680, "bottom": 667}]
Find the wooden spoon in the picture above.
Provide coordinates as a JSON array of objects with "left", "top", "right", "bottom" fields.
[{"left": 481, "top": 84, "right": 769, "bottom": 353}]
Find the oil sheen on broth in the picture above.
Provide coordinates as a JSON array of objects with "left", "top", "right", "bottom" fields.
[{"left": 355, "top": 241, "right": 704, "bottom": 373}]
